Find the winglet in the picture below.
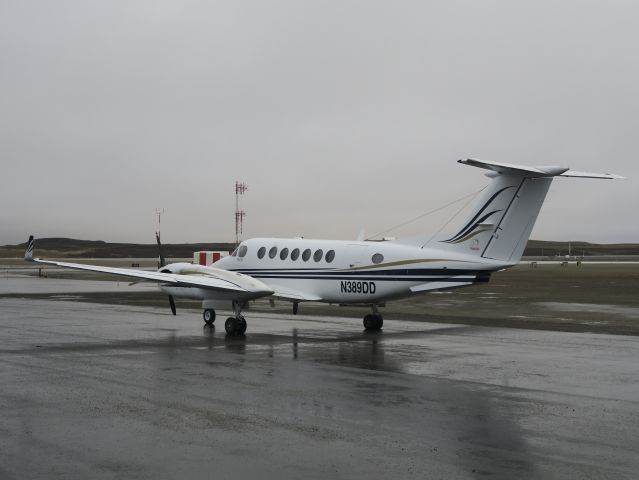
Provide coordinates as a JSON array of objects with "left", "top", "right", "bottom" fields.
[{"left": 24, "top": 235, "right": 35, "bottom": 262}]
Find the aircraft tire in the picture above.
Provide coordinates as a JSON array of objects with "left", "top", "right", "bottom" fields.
[
  {"left": 363, "top": 314, "right": 375, "bottom": 330},
  {"left": 225, "top": 317, "right": 236, "bottom": 334},
  {"left": 225, "top": 316, "right": 246, "bottom": 335},
  {"left": 203, "top": 309, "right": 216, "bottom": 325},
  {"left": 364, "top": 314, "right": 383, "bottom": 331}
]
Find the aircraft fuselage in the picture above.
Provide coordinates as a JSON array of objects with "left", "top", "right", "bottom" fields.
[{"left": 212, "top": 237, "right": 502, "bottom": 305}]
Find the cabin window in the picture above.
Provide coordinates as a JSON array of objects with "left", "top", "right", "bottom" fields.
[
  {"left": 325, "top": 250, "right": 335, "bottom": 263},
  {"left": 257, "top": 246, "right": 266, "bottom": 259},
  {"left": 302, "top": 249, "right": 311, "bottom": 261},
  {"left": 372, "top": 253, "right": 384, "bottom": 264},
  {"left": 238, "top": 245, "right": 248, "bottom": 258},
  {"left": 269, "top": 246, "right": 278, "bottom": 259},
  {"left": 313, "top": 249, "right": 323, "bottom": 262},
  {"left": 291, "top": 248, "right": 300, "bottom": 261},
  {"left": 280, "top": 248, "right": 289, "bottom": 260}
]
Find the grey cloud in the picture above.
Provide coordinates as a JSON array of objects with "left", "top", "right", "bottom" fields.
[{"left": 1, "top": 0, "right": 636, "bottom": 244}]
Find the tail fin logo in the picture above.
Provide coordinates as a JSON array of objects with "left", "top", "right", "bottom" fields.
[
  {"left": 24, "top": 235, "right": 34, "bottom": 261},
  {"left": 442, "top": 186, "right": 516, "bottom": 244}
]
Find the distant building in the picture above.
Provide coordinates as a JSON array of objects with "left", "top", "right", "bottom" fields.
[{"left": 193, "top": 251, "right": 229, "bottom": 266}]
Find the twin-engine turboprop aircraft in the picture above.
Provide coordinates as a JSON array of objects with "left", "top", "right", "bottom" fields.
[{"left": 25, "top": 158, "right": 622, "bottom": 335}]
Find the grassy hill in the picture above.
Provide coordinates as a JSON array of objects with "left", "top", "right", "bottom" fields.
[
  {"left": 1, "top": 237, "right": 637, "bottom": 259},
  {"left": 0, "top": 238, "right": 235, "bottom": 259},
  {"left": 523, "top": 240, "right": 639, "bottom": 257}
]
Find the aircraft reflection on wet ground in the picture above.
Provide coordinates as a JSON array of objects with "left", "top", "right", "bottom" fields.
[{"left": 1, "top": 297, "right": 638, "bottom": 479}]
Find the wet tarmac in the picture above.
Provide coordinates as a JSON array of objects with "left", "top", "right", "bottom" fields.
[{"left": 1, "top": 279, "right": 639, "bottom": 479}]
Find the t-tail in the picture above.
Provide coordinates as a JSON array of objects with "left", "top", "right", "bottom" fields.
[{"left": 436, "top": 159, "right": 624, "bottom": 264}]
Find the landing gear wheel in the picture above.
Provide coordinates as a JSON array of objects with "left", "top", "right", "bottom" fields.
[
  {"left": 363, "top": 314, "right": 383, "bottom": 331},
  {"left": 225, "top": 316, "right": 247, "bottom": 335},
  {"left": 363, "top": 314, "right": 375, "bottom": 330},
  {"left": 203, "top": 309, "right": 216, "bottom": 325},
  {"left": 225, "top": 317, "right": 236, "bottom": 334}
]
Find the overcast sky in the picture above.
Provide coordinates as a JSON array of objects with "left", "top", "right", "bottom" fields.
[{"left": 1, "top": 0, "right": 637, "bottom": 245}]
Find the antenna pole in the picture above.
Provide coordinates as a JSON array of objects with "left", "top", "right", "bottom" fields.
[
  {"left": 155, "top": 208, "right": 165, "bottom": 240},
  {"left": 234, "top": 181, "right": 247, "bottom": 247}
]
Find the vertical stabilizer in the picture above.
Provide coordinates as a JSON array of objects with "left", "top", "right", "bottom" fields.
[
  {"left": 436, "top": 159, "right": 621, "bottom": 264},
  {"left": 439, "top": 173, "right": 552, "bottom": 263},
  {"left": 479, "top": 176, "right": 553, "bottom": 262},
  {"left": 24, "top": 235, "right": 35, "bottom": 261}
]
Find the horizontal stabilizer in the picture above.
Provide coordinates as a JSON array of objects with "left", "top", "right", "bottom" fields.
[
  {"left": 459, "top": 158, "right": 624, "bottom": 180},
  {"left": 459, "top": 158, "right": 568, "bottom": 177},
  {"left": 410, "top": 280, "right": 474, "bottom": 293},
  {"left": 559, "top": 170, "right": 625, "bottom": 180}
]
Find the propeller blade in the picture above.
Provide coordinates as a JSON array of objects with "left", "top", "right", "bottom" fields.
[
  {"left": 168, "top": 295, "right": 176, "bottom": 315},
  {"left": 156, "top": 231, "right": 167, "bottom": 268}
]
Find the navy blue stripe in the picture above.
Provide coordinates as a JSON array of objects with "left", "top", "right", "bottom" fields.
[
  {"left": 233, "top": 268, "right": 485, "bottom": 277},
  {"left": 481, "top": 178, "right": 526, "bottom": 256},
  {"left": 251, "top": 275, "right": 486, "bottom": 282},
  {"left": 238, "top": 267, "right": 333, "bottom": 271},
  {"left": 443, "top": 209, "right": 502, "bottom": 243}
]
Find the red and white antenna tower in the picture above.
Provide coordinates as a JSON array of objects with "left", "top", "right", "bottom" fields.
[{"left": 235, "top": 181, "right": 247, "bottom": 247}]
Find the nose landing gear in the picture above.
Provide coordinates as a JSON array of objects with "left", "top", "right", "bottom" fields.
[{"left": 203, "top": 308, "right": 216, "bottom": 326}]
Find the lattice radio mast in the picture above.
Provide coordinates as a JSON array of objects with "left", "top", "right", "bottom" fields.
[
  {"left": 155, "top": 208, "right": 165, "bottom": 240},
  {"left": 235, "top": 181, "right": 247, "bottom": 247}
]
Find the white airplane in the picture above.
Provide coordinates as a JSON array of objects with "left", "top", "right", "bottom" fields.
[{"left": 25, "top": 158, "right": 623, "bottom": 335}]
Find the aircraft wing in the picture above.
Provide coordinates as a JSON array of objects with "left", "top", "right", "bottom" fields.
[
  {"left": 27, "top": 257, "right": 248, "bottom": 292},
  {"left": 23, "top": 236, "right": 250, "bottom": 293},
  {"left": 269, "top": 284, "right": 323, "bottom": 302}
]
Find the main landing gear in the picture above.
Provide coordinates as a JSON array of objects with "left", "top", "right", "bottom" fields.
[
  {"left": 202, "top": 303, "right": 247, "bottom": 335},
  {"left": 224, "top": 301, "right": 247, "bottom": 336},
  {"left": 363, "top": 306, "right": 383, "bottom": 331}
]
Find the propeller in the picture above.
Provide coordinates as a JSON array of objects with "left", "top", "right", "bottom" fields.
[
  {"left": 168, "top": 294, "right": 176, "bottom": 315},
  {"left": 156, "top": 231, "right": 176, "bottom": 316},
  {"left": 156, "top": 231, "right": 167, "bottom": 268}
]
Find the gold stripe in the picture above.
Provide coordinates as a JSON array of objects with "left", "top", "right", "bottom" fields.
[{"left": 342, "top": 258, "right": 473, "bottom": 271}]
